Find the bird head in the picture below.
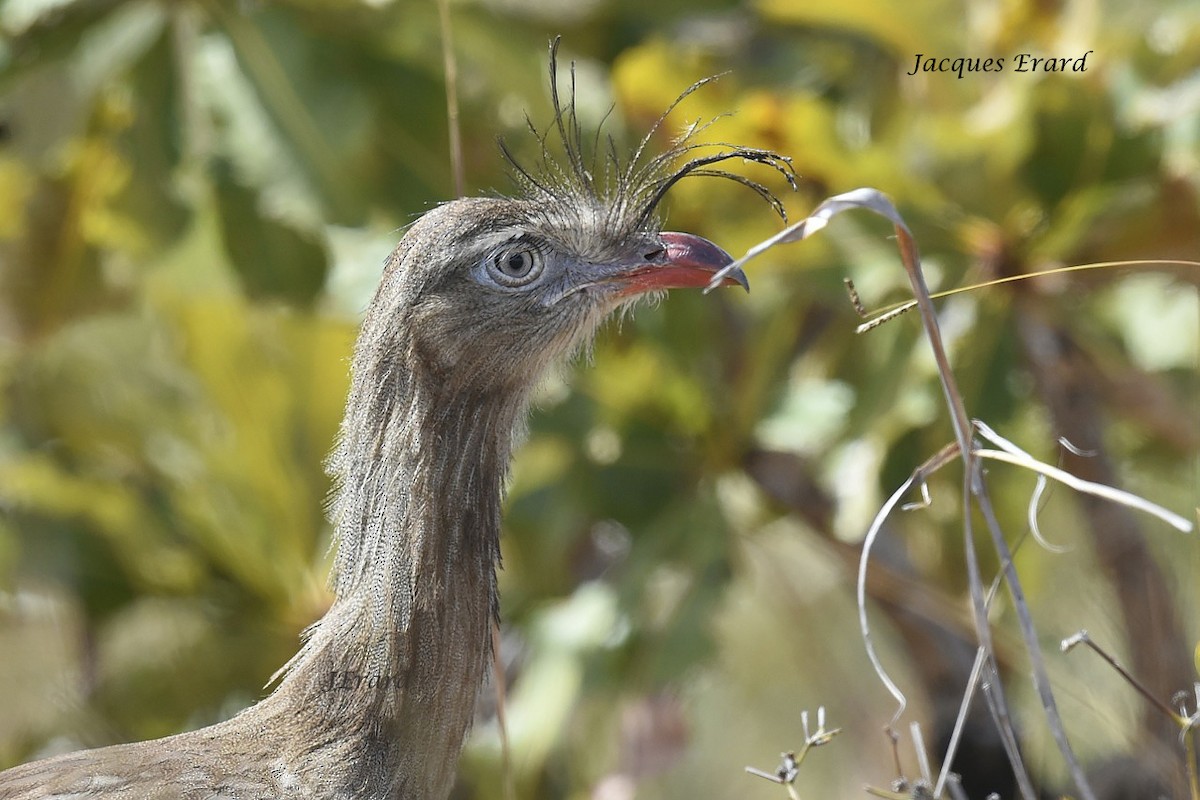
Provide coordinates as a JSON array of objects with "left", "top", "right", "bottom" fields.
[
  {"left": 358, "top": 41, "right": 794, "bottom": 403},
  {"left": 371, "top": 196, "right": 748, "bottom": 398}
]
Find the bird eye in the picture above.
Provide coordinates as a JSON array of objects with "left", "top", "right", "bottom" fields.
[{"left": 487, "top": 244, "right": 544, "bottom": 287}]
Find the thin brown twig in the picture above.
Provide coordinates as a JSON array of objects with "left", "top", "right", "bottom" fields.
[
  {"left": 437, "top": 0, "right": 464, "bottom": 198},
  {"left": 1060, "top": 631, "right": 1187, "bottom": 725},
  {"left": 1062, "top": 632, "right": 1200, "bottom": 798}
]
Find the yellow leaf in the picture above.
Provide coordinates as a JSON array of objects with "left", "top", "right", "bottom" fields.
[
  {"left": 0, "top": 157, "right": 36, "bottom": 240},
  {"left": 755, "top": 0, "right": 962, "bottom": 57}
]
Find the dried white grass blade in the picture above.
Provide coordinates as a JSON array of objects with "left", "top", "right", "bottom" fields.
[
  {"left": 1028, "top": 474, "right": 1071, "bottom": 554},
  {"left": 857, "top": 473, "right": 917, "bottom": 725},
  {"left": 858, "top": 443, "right": 959, "bottom": 729},
  {"left": 933, "top": 647, "right": 987, "bottom": 798},
  {"left": 911, "top": 721, "right": 933, "bottom": 784},
  {"left": 1058, "top": 436, "right": 1098, "bottom": 457},
  {"left": 978, "top": 418, "right": 1072, "bottom": 551},
  {"left": 744, "top": 766, "right": 783, "bottom": 783},
  {"left": 706, "top": 187, "right": 905, "bottom": 291},
  {"left": 973, "top": 420, "right": 1191, "bottom": 533},
  {"left": 974, "top": 449, "right": 1192, "bottom": 533},
  {"left": 972, "top": 420, "right": 1030, "bottom": 458}
]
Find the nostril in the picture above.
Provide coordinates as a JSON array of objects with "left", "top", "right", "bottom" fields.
[{"left": 642, "top": 246, "right": 665, "bottom": 262}]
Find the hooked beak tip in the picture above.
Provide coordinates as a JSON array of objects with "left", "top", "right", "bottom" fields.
[{"left": 721, "top": 264, "right": 751, "bottom": 293}]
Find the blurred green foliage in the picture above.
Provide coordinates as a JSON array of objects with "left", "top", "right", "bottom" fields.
[{"left": 1, "top": 0, "right": 1198, "bottom": 797}]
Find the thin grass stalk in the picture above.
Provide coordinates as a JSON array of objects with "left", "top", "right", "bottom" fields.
[{"left": 437, "top": 0, "right": 464, "bottom": 198}]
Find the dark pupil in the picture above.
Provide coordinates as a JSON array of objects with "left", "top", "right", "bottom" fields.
[{"left": 503, "top": 251, "right": 530, "bottom": 275}]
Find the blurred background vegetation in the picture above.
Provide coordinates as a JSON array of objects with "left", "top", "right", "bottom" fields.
[{"left": 1, "top": 0, "right": 1198, "bottom": 797}]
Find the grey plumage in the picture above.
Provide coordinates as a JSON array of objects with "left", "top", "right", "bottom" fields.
[{"left": 0, "top": 41, "right": 791, "bottom": 800}]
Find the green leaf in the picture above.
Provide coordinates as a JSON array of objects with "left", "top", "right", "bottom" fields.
[{"left": 213, "top": 162, "right": 329, "bottom": 306}]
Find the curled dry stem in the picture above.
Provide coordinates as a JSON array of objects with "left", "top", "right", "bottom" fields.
[{"left": 716, "top": 188, "right": 1194, "bottom": 798}]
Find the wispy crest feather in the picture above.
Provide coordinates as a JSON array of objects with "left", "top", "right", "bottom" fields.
[{"left": 499, "top": 37, "right": 796, "bottom": 241}]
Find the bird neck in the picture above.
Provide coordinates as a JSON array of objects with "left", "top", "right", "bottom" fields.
[{"left": 271, "top": 354, "right": 523, "bottom": 797}]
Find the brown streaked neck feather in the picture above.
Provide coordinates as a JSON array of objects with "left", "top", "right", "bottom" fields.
[{"left": 269, "top": 255, "right": 522, "bottom": 798}]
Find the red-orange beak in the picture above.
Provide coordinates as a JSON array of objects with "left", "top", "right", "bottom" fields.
[{"left": 609, "top": 232, "right": 748, "bottom": 296}]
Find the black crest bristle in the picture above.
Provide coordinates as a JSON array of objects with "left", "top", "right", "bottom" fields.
[{"left": 499, "top": 37, "right": 796, "bottom": 237}]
